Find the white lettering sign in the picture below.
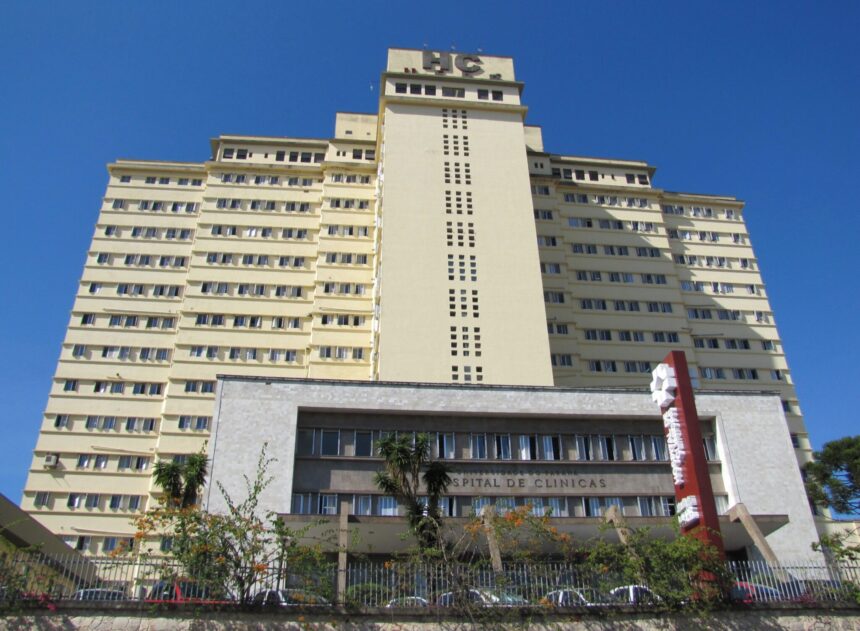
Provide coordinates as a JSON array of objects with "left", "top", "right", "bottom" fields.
[
  {"left": 650, "top": 363, "right": 677, "bottom": 408},
  {"left": 677, "top": 495, "right": 701, "bottom": 528},
  {"left": 663, "top": 407, "right": 687, "bottom": 486}
]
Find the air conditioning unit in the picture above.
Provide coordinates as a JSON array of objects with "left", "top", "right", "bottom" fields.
[{"left": 43, "top": 454, "right": 59, "bottom": 469}]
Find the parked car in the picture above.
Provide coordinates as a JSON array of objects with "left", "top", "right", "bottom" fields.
[
  {"left": 730, "top": 581, "right": 781, "bottom": 604},
  {"left": 385, "top": 596, "right": 429, "bottom": 608},
  {"left": 146, "top": 580, "right": 231, "bottom": 604},
  {"left": 543, "top": 587, "right": 608, "bottom": 607},
  {"left": 437, "top": 589, "right": 528, "bottom": 607},
  {"left": 607, "top": 584, "right": 662, "bottom": 605},
  {"left": 72, "top": 588, "right": 127, "bottom": 601},
  {"left": 252, "top": 588, "right": 330, "bottom": 606}
]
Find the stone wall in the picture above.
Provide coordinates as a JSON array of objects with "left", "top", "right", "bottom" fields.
[{"left": 2, "top": 607, "right": 859, "bottom": 630}]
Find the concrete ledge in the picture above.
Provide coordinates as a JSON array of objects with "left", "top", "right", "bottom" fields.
[{"left": 2, "top": 603, "right": 859, "bottom": 630}]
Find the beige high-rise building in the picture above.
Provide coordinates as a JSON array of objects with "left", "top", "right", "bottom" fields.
[{"left": 22, "top": 48, "right": 809, "bottom": 554}]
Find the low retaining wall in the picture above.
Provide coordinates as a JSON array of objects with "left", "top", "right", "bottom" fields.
[{"left": 1, "top": 606, "right": 859, "bottom": 631}]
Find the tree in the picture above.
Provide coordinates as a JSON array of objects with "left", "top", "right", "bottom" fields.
[
  {"left": 153, "top": 453, "right": 209, "bottom": 508},
  {"left": 137, "top": 444, "right": 335, "bottom": 603},
  {"left": 373, "top": 433, "right": 452, "bottom": 551},
  {"left": 805, "top": 436, "right": 860, "bottom": 515}
]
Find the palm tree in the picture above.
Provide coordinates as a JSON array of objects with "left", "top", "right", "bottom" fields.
[
  {"left": 153, "top": 453, "right": 209, "bottom": 508},
  {"left": 373, "top": 433, "right": 452, "bottom": 551}
]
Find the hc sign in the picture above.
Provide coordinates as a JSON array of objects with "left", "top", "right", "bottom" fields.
[{"left": 422, "top": 50, "right": 484, "bottom": 76}]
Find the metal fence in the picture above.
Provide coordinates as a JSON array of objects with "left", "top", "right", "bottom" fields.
[
  {"left": 344, "top": 559, "right": 860, "bottom": 608},
  {"left": 1, "top": 550, "right": 858, "bottom": 609},
  {"left": 0, "top": 550, "right": 336, "bottom": 605}
]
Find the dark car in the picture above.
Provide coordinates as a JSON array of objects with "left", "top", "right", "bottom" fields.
[
  {"left": 146, "top": 580, "right": 231, "bottom": 604},
  {"left": 730, "top": 581, "right": 781, "bottom": 604},
  {"left": 252, "top": 588, "right": 330, "bottom": 606}
]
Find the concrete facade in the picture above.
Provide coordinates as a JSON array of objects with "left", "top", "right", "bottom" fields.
[{"left": 207, "top": 378, "right": 820, "bottom": 563}]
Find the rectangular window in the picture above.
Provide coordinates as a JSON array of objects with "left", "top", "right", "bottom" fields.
[
  {"left": 319, "top": 494, "right": 338, "bottom": 515},
  {"left": 495, "top": 434, "right": 512, "bottom": 460},
  {"left": 353, "top": 495, "right": 372, "bottom": 516},
  {"left": 437, "top": 433, "right": 455, "bottom": 459},
  {"left": 471, "top": 434, "right": 487, "bottom": 459},
  {"left": 354, "top": 431, "right": 373, "bottom": 457},
  {"left": 320, "top": 430, "right": 340, "bottom": 456},
  {"left": 378, "top": 496, "right": 398, "bottom": 516}
]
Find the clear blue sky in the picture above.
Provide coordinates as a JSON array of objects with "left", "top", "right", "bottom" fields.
[{"left": 1, "top": 1, "right": 858, "bottom": 501}]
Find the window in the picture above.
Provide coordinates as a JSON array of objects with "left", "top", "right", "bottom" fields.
[
  {"left": 34, "top": 492, "right": 51, "bottom": 507},
  {"left": 437, "top": 433, "right": 455, "bottom": 459},
  {"left": 495, "top": 434, "right": 512, "bottom": 460},
  {"left": 542, "top": 435, "right": 561, "bottom": 460},
  {"left": 320, "top": 430, "right": 340, "bottom": 456},
  {"left": 378, "top": 496, "right": 398, "bottom": 516},
  {"left": 354, "top": 431, "right": 373, "bottom": 457},
  {"left": 471, "top": 434, "right": 487, "bottom": 459},
  {"left": 353, "top": 495, "right": 372, "bottom": 516},
  {"left": 595, "top": 435, "right": 617, "bottom": 460}
]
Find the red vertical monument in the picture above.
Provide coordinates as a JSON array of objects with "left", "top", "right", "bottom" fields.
[{"left": 650, "top": 351, "right": 724, "bottom": 555}]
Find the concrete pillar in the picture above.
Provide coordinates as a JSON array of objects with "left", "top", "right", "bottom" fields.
[{"left": 336, "top": 499, "right": 350, "bottom": 604}]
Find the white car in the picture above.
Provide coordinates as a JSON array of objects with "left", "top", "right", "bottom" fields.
[
  {"left": 543, "top": 588, "right": 607, "bottom": 607},
  {"left": 608, "top": 585, "right": 661, "bottom": 605},
  {"left": 437, "top": 589, "right": 528, "bottom": 607},
  {"left": 385, "top": 596, "right": 429, "bottom": 608}
]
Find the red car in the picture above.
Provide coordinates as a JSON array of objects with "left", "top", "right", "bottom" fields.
[{"left": 146, "top": 581, "right": 232, "bottom": 605}]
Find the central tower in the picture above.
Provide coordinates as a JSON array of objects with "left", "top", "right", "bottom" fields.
[{"left": 374, "top": 49, "right": 554, "bottom": 385}]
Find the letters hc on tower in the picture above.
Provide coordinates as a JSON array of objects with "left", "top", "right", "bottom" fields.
[{"left": 423, "top": 51, "right": 484, "bottom": 76}]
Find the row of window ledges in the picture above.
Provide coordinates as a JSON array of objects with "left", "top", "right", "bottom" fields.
[
  {"left": 565, "top": 359, "right": 784, "bottom": 382},
  {"left": 296, "top": 428, "right": 720, "bottom": 463},
  {"left": 537, "top": 269, "right": 759, "bottom": 293},
  {"left": 555, "top": 326, "right": 780, "bottom": 353},
  {"left": 545, "top": 169, "right": 652, "bottom": 187},
  {"left": 220, "top": 147, "right": 376, "bottom": 162},
  {"left": 204, "top": 252, "right": 370, "bottom": 267},
  {"left": 73, "top": 311, "right": 368, "bottom": 331},
  {"left": 32, "top": 491, "right": 145, "bottom": 513},
  {"left": 106, "top": 199, "right": 330, "bottom": 214},
  {"left": 212, "top": 198, "right": 372, "bottom": 211},
  {"left": 50, "top": 415, "right": 214, "bottom": 432},
  {"left": 115, "top": 175, "right": 204, "bottom": 186},
  {"left": 82, "top": 280, "right": 372, "bottom": 299},
  {"left": 699, "top": 367, "right": 788, "bottom": 382},
  {"left": 545, "top": 294, "right": 773, "bottom": 323},
  {"left": 98, "top": 224, "right": 372, "bottom": 241},
  {"left": 292, "top": 493, "right": 732, "bottom": 519},
  {"left": 94, "top": 249, "right": 371, "bottom": 272},
  {"left": 207, "top": 225, "right": 371, "bottom": 239},
  {"left": 543, "top": 219, "right": 746, "bottom": 239},
  {"left": 392, "top": 82, "right": 504, "bottom": 102},
  {"left": 66, "top": 345, "right": 313, "bottom": 364},
  {"left": 92, "top": 252, "right": 368, "bottom": 270},
  {"left": 533, "top": 189, "right": 654, "bottom": 208},
  {"left": 535, "top": 189, "right": 742, "bottom": 221},
  {"left": 565, "top": 245, "right": 752, "bottom": 265},
  {"left": 50, "top": 415, "right": 159, "bottom": 431},
  {"left": 179, "top": 346, "right": 366, "bottom": 362},
  {"left": 62, "top": 534, "right": 136, "bottom": 554},
  {"left": 197, "top": 281, "right": 370, "bottom": 297}
]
